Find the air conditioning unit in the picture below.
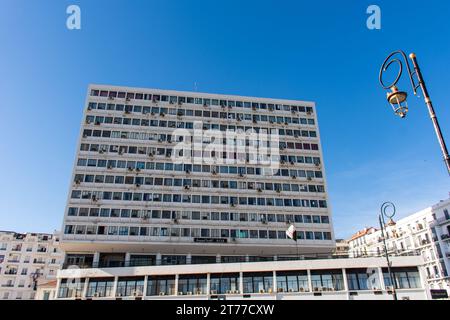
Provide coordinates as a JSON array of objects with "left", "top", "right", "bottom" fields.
[
  {"left": 75, "top": 179, "right": 81, "bottom": 184},
  {"left": 261, "top": 220, "right": 267, "bottom": 224},
  {"left": 135, "top": 184, "right": 141, "bottom": 188},
  {"left": 142, "top": 214, "right": 149, "bottom": 220},
  {"left": 108, "top": 96, "right": 114, "bottom": 101},
  {"left": 136, "top": 168, "right": 141, "bottom": 172},
  {"left": 126, "top": 97, "right": 131, "bottom": 102},
  {"left": 292, "top": 175, "right": 297, "bottom": 179},
  {"left": 185, "top": 170, "right": 191, "bottom": 174},
  {"left": 307, "top": 177, "right": 312, "bottom": 181},
  {"left": 160, "top": 112, "right": 165, "bottom": 117},
  {"left": 107, "top": 165, "right": 113, "bottom": 169},
  {"left": 148, "top": 152, "right": 154, "bottom": 157},
  {"left": 212, "top": 170, "right": 217, "bottom": 175},
  {"left": 128, "top": 167, "right": 134, "bottom": 171},
  {"left": 230, "top": 203, "right": 236, "bottom": 207},
  {"left": 257, "top": 188, "right": 262, "bottom": 192},
  {"left": 184, "top": 185, "right": 190, "bottom": 190}
]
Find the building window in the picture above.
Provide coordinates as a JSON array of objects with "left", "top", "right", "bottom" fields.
[
  {"left": 243, "top": 272, "right": 273, "bottom": 294},
  {"left": 310, "top": 270, "right": 344, "bottom": 292},
  {"left": 383, "top": 267, "right": 421, "bottom": 289},
  {"left": 178, "top": 274, "right": 207, "bottom": 295},
  {"left": 210, "top": 273, "right": 240, "bottom": 294},
  {"left": 147, "top": 276, "right": 175, "bottom": 296},
  {"left": 276, "top": 271, "right": 309, "bottom": 293}
]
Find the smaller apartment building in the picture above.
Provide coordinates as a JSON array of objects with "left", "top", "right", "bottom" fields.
[
  {"left": 348, "top": 198, "right": 450, "bottom": 295},
  {"left": 0, "top": 231, "right": 63, "bottom": 300}
]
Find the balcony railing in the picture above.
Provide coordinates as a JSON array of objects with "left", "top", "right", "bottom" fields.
[
  {"left": 4, "top": 270, "right": 17, "bottom": 275},
  {"left": 62, "top": 251, "right": 423, "bottom": 270}
]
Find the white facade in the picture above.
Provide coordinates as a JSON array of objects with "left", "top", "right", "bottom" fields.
[
  {"left": 0, "top": 231, "right": 63, "bottom": 300},
  {"left": 55, "top": 256, "right": 429, "bottom": 300},
  {"left": 60, "top": 85, "right": 335, "bottom": 269},
  {"left": 348, "top": 198, "right": 450, "bottom": 294}
]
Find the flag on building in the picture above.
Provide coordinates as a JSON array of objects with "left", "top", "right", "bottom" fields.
[{"left": 286, "top": 224, "right": 297, "bottom": 241}]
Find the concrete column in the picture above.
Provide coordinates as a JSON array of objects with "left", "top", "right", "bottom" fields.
[
  {"left": 142, "top": 275, "right": 148, "bottom": 298},
  {"left": 125, "top": 252, "right": 131, "bottom": 266},
  {"left": 206, "top": 273, "right": 210, "bottom": 296},
  {"left": 82, "top": 277, "right": 89, "bottom": 299},
  {"left": 342, "top": 269, "right": 349, "bottom": 300},
  {"left": 187, "top": 254, "right": 192, "bottom": 264},
  {"left": 272, "top": 270, "right": 277, "bottom": 294},
  {"left": 307, "top": 269, "right": 313, "bottom": 292},
  {"left": 174, "top": 274, "right": 179, "bottom": 295},
  {"left": 216, "top": 254, "right": 221, "bottom": 263},
  {"left": 55, "top": 277, "right": 62, "bottom": 299},
  {"left": 378, "top": 267, "right": 386, "bottom": 290},
  {"left": 239, "top": 272, "right": 244, "bottom": 294},
  {"left": 342, "top": 269, "right": 349, "bottom": 291},
  {"left": 112, "top": 276, "right": 119, "bottom": 298}
]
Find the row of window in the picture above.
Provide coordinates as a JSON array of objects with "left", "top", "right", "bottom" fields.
[
  {"left": 88, "top": 93, "right": 314, "bottom": 114},
  {"left": 76, "top": 159, "right": 324, "bottom": 179},
  {"left": 80, "top": 142, "right": 321, "bottom": 164},
  {"left": 67, "top": 207, "right": 330, "bottom": 224},
  {"left": 85, "top": 109, "right": 316, "bottom": 129},
  {"left": 57, "top": 266, "right": 421, "bottom": 298},
  {"left": 63, "top": 224, "right": 333, "bottom": 241},
  {"left": 81, "top": 129, "right": 320, "bottom": 151},
  {"left": 73, "top": 174, "right": 325, "bottom": 193},
  {"left": 85, "top": 112, "right": 317, "bottom": 138},
  {"left": 70, "top": 190, "right": 328, "bottom": 208}
]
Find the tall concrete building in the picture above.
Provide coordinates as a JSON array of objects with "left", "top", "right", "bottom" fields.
[
  {"left": 0, "top": 231, "right": 63, "bottom": 300},
  {"left": 60, "top": 85, "right": 335, "bottom": 269}
]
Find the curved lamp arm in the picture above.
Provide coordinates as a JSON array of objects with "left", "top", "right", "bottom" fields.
[{"left": 379, "top": 50, "right": 419, "bottom": 94}]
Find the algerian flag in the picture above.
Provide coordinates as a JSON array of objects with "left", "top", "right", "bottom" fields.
[{"left": 286, "top": 224, "right": 297, "bottom": 241}]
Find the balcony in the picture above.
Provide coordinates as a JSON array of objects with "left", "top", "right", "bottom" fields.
[
  {"left": 11, "top": 247, "right": 22, "bottom": 252},
  {"left": 7, "top": 259, "right": 20, "bottom": 263},
  {"left": 1, "top": 284, "right": 14, "bottom": 287},
  {"left": 440, "top": 234, "right": 450, "bottom": 240},
  {"left": 36, "top": 248, "right": 47, "bottom": 253},
  {"left": 33, "top": 260, "right": 46, "bottom": 264},
  {"left": 4, "top": 270, "right": 17, "bottom": 275}
]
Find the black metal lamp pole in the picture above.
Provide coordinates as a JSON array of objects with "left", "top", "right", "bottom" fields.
[
  {"left": 379, "top": 50, "right": 450, "bottom": 175},
  {"left": 379, "top": 202, "right": 398, "bottom": 301}
]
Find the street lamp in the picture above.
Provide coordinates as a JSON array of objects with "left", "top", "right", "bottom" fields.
[
  {"left": 379, "top": 50, "right": 450, "bottom": 174},
  {"left": 379, "top": 202, "right": 398, "bottom": 301}
]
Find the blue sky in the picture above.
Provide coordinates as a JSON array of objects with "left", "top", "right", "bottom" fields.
[{"left": 0, "top": 0, "right": 449, "bottom": 239}]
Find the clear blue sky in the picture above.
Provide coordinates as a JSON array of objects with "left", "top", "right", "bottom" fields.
[{"left": 0, "top": 0, "right": 449, "bottom": 239}]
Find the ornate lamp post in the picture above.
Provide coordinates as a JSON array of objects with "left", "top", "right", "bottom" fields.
[
  {"left": 379, "top": 50, "right": 450, "bottom": 175},
  {"left": 379, "top": 202, "right": 398, "bottom": 300}
]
